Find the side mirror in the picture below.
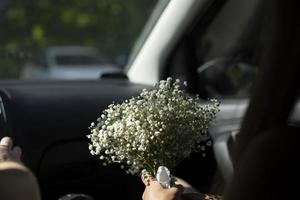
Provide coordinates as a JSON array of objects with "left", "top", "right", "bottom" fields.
[{"left": 197, "top": 57, "right": 255, "bottom": 98}]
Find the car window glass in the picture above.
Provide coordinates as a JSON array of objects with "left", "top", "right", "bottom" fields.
[
  {"left": 0, "top": 0, "right": 158, "bottom": 80},
  {"left": 165, "top": 0, "right": 267, "bottom": 100},
  {"left": 194, "top": 0, "right": 265, "bottom": 99}
]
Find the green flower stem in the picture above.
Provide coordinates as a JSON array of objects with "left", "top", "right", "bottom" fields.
[{"left": 136, "top": 153, "right": 156, "bottom": 176}]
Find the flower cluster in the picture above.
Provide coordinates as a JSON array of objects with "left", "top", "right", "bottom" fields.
[{"left": 87, "top": 78, "right": 220, "bottom": 176}]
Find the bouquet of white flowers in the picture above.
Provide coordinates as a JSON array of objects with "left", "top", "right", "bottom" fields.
[{"left": 87, "top": 78, "right": 219, "bottom": 177}]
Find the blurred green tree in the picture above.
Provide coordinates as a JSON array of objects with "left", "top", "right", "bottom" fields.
[{"left": 0, "top": 0, "right": 157, "bottom": 78}]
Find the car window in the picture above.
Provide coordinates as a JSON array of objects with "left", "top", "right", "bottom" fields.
[
  {"left": 0, "top": 0, "right": 159, "bottom": 80},
  {"left": 193, "top": 0, "right": 265, "bottom": 99},
  {"left": 165, "top": 0, "right": 264, "bottom": 99}
]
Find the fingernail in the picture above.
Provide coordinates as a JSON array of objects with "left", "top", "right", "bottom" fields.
[{"left": 0, "top": 137, "right": 11, "bottom": 146}]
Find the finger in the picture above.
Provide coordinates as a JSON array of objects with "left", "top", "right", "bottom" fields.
[
  {"left": 11, "top": 146, "right": 22, "bottom": 161},
  {"left": 0, "top": 137, "right": 13, "bottom": 149},
  {"left": 141, "top": 170, "right": 155, "bottom": 186},
  {"left": 141, "top": 170, "right": 151, "bottom": 186}
]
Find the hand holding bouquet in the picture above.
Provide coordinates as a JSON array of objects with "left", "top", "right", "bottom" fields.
[{"left": 87, "top": 78, "right": 219, "bottom": 178}]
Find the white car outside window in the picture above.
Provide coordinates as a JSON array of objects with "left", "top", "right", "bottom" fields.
[{"left": 21, "top": 46, "right": 121, "bottom": 80}]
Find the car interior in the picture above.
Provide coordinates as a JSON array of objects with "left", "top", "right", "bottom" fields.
[
  {"left": 224, "top": 1, "right": 300, "bottom": 198},
  {"left": 1, "top": 0, "right": 296, "bottom": 199}
]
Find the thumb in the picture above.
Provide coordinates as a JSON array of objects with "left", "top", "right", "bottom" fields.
[{"left": 0, "top": 137, "right": 13, "bottom": 149}]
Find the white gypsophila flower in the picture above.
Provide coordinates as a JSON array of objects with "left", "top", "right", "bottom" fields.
[{"left": 87, "top": 78, "right": 220, "bottom": 176}]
